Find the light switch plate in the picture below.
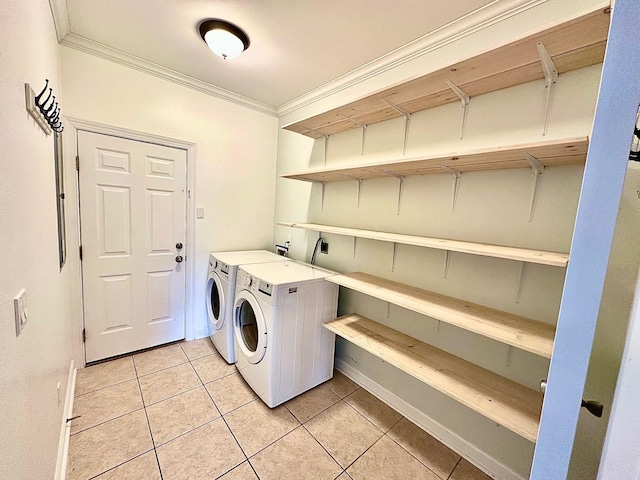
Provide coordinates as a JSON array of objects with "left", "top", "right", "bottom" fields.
[
  {"left": 196, "top": 207, "right": 205, "bottom": 219},
  {"left": 14, "top": 289, "right": 28, "bottom": 336}
]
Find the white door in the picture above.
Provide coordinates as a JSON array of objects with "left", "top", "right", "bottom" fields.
[{"left": 78, "top": 131, "right": 187, "bottom": 362}]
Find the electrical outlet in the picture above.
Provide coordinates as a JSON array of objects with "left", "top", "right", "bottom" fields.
[
  {"left": 14, "top": 289, "right": 28, "bottom": 336},
  {"left": 320, "top": 241, "right": 329, "bottom": 254}
]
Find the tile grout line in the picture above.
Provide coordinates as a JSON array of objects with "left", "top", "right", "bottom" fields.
[
  {"left": 384, "top": 431, "right": 449, "bottom": 480},
  {"left": 447, "top": 457, "right": 463, "bottom": 480},
  {"left": 133, "top": 354, "right": 165, "bottom": 480},
  {"left": 196, "top": 357, "right": 263, "bottom": 479},
  {"left": 300, "top": 421, "right": 349, "bottom": 475}
]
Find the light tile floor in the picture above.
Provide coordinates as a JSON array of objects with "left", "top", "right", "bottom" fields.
[{"left": 67, "top": 338, "right": 493, "bottom": 480}]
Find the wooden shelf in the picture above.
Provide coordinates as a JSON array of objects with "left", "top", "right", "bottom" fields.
[
  {"left": 283, "top": 8, "right": 609, "bottom": 138},
  {"left": 324, "top": 314, "right": 543, "bottom": 442},
  {"left": 281, "top": 137, "right": 588, "bottom": 182},
  {"left": 326, "top": 272, "right": 555, "bottom": 358},
  {"left": 278, "top": 222, "right": 569, "bottom": 267}
]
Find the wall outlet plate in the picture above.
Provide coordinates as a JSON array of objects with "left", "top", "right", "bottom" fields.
[
  {"left": 320, "top": 241, "right": 329, "bottom": 254},
  {"left": 14, "top": 288, "right": 28, "bottom": 336}
]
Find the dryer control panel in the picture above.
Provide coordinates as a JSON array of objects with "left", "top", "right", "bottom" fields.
[{"left": 258, "top": 281, "right": 273, "bottom": 296}]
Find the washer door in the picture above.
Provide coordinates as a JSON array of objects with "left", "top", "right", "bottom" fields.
[
  {"left": 234, "top": 290, "right": 267, "bottom": 364},
  {"left": 206, "top": 271, "right": 225, "bottom": 331}
]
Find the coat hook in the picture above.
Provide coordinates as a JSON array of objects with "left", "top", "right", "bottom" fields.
[
  {"left": 46, "top": 103, "right": 58, "bottom": 119},
  {"left": 39, "top": 88, "right": 53, "bottom": 110},
  {"left": 34, "top": 79, "right": 49, "bottom": 104},
  {"left": 43, "top": 96, "right": 57, "bottom": 114}
]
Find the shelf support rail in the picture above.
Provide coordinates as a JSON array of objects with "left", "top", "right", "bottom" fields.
[
  {"left": 445, "top": 80, "right": 471, "bottom": 139},
  {"left": 537, "top": 42, "right": 558, "bottom": 136},
  {"left": 524, "top": 152, "right": 545, "bottom": 222},
  {"left": 340, "top": 174, "right": 364, "bottom": 207},
  {"left": 381, "top": 99, "right": 411, "bottom": 155},
  {"left": 341, "top": 115, "right": 368, "bottom": 155},
  {"left": 304, "top": 128, "right": 330, "bottom": 165},
  {"left": 376, "top": 169, "right": 405, "bottom": 215},
  {"left": 439, "top": 164, "right": 461, "bottom": 211}
]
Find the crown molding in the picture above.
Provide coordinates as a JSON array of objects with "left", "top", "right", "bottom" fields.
[
  {"left": 48, "top": 0, "right": 70, "bottom": 42},
  {"left": 50, "top": 0, "right": 548, "bottom": 119},
  {"left": 276, "top": 0, "right": 547, "bottom": 117},
  {"left": 59, "top": 33, "right": 278, "bottom": 117}
]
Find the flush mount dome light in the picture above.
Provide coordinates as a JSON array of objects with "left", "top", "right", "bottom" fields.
[{"left": 199, "top": 19, "right": 250, "bottom": 60}]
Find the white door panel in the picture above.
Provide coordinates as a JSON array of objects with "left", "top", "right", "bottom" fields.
[{"left": 79, "top": 131, "right": 187, "bottom": 362}]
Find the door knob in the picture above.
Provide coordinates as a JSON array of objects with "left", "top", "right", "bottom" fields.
[
  {"left": 176, "top": 242, "right": 183, "bottom": 250},
  {"left": 175, "top": 255, "right": 183, "bottom": 263}
]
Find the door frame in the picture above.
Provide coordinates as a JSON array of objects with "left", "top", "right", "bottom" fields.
[
  {"left": 68, "top": 117, "right": 197, "bottom": 365},
  {"left": 531, "top": 0, "right": 640, "bottom": 477}
]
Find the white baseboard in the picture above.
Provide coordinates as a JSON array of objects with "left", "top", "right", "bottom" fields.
[
  {"left": 54, "top": 360, "right": 77, "bottom": 480},
  {"left": 335, "top": 358, "right": 525, "bottom": 480}
]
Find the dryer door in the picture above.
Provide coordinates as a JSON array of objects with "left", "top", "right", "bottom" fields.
[
  {"left": 206, "top": 271, "right": 225, "bottom": 331},
  {"left": 234, "top": 290, "right": 267, "bottom": 364}
]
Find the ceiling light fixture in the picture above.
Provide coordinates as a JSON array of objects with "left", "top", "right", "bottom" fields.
[{"left": 199, "top": 19, "right": 250, "bottom": 60}]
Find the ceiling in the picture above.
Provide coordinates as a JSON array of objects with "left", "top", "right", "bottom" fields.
[{"left": 60, "top": 0, "right": 496, "bottom": 110}]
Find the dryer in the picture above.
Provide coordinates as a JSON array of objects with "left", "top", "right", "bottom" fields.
[
  {"left": 206, "top": 250, "right": 284, "bottom": 363},
  {"left": 233, "top": 260, "right": 338, "bottom": 407}
]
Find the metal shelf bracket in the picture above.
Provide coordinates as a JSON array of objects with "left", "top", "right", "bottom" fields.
[
  {"left": 342, "top": 115, "right": 368, "bottom": 155},
  {"left": 382, "top": 99, "right": 411, "bottom": 155},
  {"left": 305, "top": 128, "right": 330, "bottom": 165},
  {"left": 444, "top": 250, "right": 452, "bottom": 279},
  {"left": 314, "top": 181, "right": 327, "bottom": 211},
  {"left": 341, "top": 174, "right": 364, "bottom": 207},
  {"left": 537, "top": 42, "right": 558, "bottom": 136},
  {"left": 392, "top": 242, "right": 398, "bottom": 272},
  {"left": 445, "top": 79, "right": 470, "bottom": 139},
  {"left": 439, "top": 164, "right": 461, "bottom": 210},
  {"left": 516, "top": 261, "right": 527, "bottom": 304},
  {"left": 376, "top": 169, "right": 406, "bottom": 215},
  {"left": 353, "top": 237, "right": 358, "bottom": 258},
  {"left": 524, "top": 152, "right": 545, "bottom": 222}
]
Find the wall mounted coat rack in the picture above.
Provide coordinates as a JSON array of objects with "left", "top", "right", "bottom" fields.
[{"left": 25, "top": 79, "right": 64, "bottom": 135}]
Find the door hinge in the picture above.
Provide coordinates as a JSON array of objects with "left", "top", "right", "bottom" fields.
[
  {"left": 76, "top": 155, "right": 79, "bottom": 171},
  {"left": 82, "top": 328, "right": 86, "bottom": 343},
  {"left": 79, "top": 245, "right": 83, "bottom": 260}
]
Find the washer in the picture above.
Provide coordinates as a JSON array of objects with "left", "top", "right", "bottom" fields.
[
  {"left": 206, "top": 250, "right": 284, "bottom": 363},
  {"left": 233, "top": 260, "right": 338, "bottom": 407}
]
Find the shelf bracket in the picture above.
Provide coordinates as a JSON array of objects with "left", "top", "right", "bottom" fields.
[
  {"left": 341, "top": 115, "right": 368, "bottom": 155},
  {"left": 341, "top": 174, "right": 364, "bottom": 207},
  {"left": 444, "top": 250, "right": 452, "bottom": 279},
  {"left": 506, "top": 346, "right": 514, "bottom": 367},
  {"left": 316, "top": 181, "right": 326, "bottom": 211},
  {"left": 516, "top": 262, "right": 527, "bottom": 304},
  {"left": 445, "top": 80, "right": 470, "bottom": 139},
  {"left": 353, "top": 237, "right": 358, "bottom": 258},
  {"left": 391, "top": 242, "right": 398, "bottom": 272},
  {"left": 376, "top": 169, "right": 405, "bottom": 215},
  {"left": 387, "top": 302, "right": 392, "bottom": 319},
  {"left": 537, "top": 42, "right": 558, "bottom": 136},
  {"left": 524, "top": 152, "right": 544, "bottom": 222},
  {"left": 382, "top": 99, "right": 411, "bottom": 155},
  {"left": 439, "top": 164, "right": 461, "bottom": 210},
  {"left": 305, "top": 128, "right": 330, "bottom": 165}
]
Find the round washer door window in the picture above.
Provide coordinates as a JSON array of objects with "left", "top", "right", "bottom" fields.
[
  {"left": 206, "top": 272, "right": 225, "bottom": 330},
  {"left": 234, "top": 290, "right": 267, "bottom": 364}
]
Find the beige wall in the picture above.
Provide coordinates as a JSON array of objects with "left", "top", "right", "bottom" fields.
[
  {"left": 60, "top": 47, "right": 279, "bottom": 339},
  {"left": 274, "top": 1, "right": 611, "bottom": 477},
  {"left": 0, "top": 1, "right": 81, "bottom": 478}
]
